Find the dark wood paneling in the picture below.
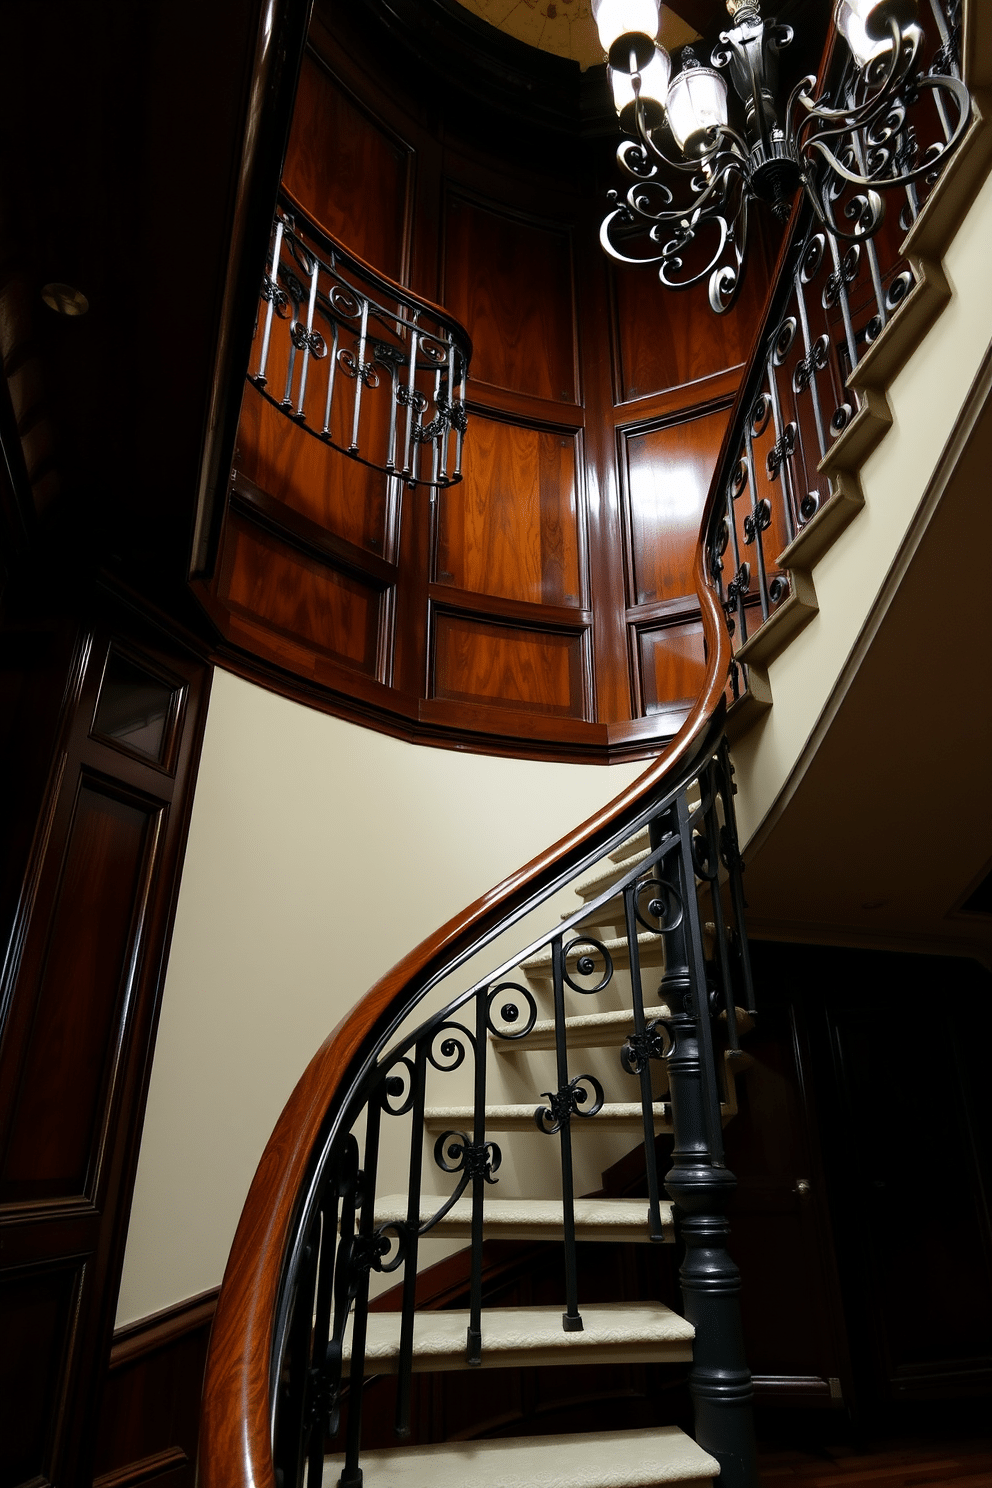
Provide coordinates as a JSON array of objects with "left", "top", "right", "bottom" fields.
[
  {"left": 0, "top": 780, "right": 158, "bottom": 1203},
  {"left": 92, "top": 1291, "right": 218, "bottom": 1488},
  {"left": 443, "top": 194, "right": 577, "bottom": 403},
  {"left": 236, "top": 382, "right": 391, "bottom": 558},
  {"left": 635, "top": 617, "right": 707, "bottom": 717},
  {"left": 437, "top": 417, "right": 582, "bottom": 607},
  {"left": 0, "top": 621, "right": 211, "bottom": 1488},
  {"left": 432, "top": 611, "right": 586, "bottom": 718},
  {"left": 221, "top": 513, "right": 383, "bottom": 674},
  {"left": 0, "top": 1262, "right": 82, "bottom": 1487},
  {"left": 612, "top": 243, "right": 773, "bottom": 403},
  {"left": 282, "top": 51, "right": 410, "bottom": 282},
  {"left": 622, "top": 404, "right": 732, "bottom": 608}
]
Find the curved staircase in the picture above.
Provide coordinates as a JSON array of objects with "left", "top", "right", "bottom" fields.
[{"left": 196, "top": 5, "right": 989, "bottom": 1486}]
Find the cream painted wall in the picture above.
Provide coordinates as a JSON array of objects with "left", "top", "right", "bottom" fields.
[
  {"left": 116, "top": 669, "right": 645, "bottom": 1326},
  {"left": 731, "top": 153, "right": 992, "bottom": 849}
]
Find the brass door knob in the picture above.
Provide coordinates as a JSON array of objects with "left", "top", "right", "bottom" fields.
[{"left": 794, "top": 1179, "right": 811, "bottom": 1197}]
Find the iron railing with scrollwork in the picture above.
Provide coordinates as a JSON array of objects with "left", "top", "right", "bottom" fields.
[
  {"left": 249, "top": 189, "right": 472, "bottom": 489},
  {"left": 263, "top": 732, "right": 755, "bottom": 1488},
  {"left": 705, "top": 0, "right": 965, "bottom": 699}
]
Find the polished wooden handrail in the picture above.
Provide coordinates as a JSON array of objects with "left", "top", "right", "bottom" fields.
[{"left": 198, "top": 486, "right": 730, "bottom": 1484}]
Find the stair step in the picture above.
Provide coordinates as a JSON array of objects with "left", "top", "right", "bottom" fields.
[
  {"left": 522, "top": 932, "right": 664, "bottom": 986},
  {"left": 343, "top": 1301, "right": 694, "bottom": 1375},
  {"left": 492, "top": 1003, "right": 671, "bottom": 1052},
  {"left": 371, "top": 1195, "right": 674, "bottom": 1243},
  {"left": 424, "top": 1101, "right": 670, "bottom": 1136},
  {"left": 324, "top": 1424, "right": 718, "bottom": 1487}
]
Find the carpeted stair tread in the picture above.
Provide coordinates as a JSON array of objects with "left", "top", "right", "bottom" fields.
[
  {"left": 343, "top": 1301, "right": 694, "bottom": 1374},
  {"left": 323, "top": 1424, "right": 718, "bottom": 1487}
]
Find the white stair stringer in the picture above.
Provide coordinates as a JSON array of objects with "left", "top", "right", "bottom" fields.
[
  {"left": 324, "top": 1424, "right": 719, "bottom": 1488},
  {"left": 371, "top": 1194, "right": 675, "bottom": 1244},
  {"left": 342, "top": 1301, "right": 694, "bottom": 1374}
]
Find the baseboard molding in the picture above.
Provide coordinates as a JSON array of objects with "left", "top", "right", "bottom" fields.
[{"left": 94, "top": 1446, "right": 189, "bottom": 1488}]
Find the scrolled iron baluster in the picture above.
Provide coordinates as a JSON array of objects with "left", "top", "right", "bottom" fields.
[{"left": 619, "top": 823, "right": 681, "bottom": 1242}]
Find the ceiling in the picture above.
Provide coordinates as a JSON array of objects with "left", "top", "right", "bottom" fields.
[{"left": 450, "top": 0, "right": 699, "bottom": 69}]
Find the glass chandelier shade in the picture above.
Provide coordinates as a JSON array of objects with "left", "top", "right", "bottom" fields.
[
  {"left": 592, "top": 0, "right": 661, "bottom": 70},
  {"left": 665, "top": 64, "right": 730, "bottom": 157},
  {"left": 610, "top": 45, "right": 672, "bottom": 134}
]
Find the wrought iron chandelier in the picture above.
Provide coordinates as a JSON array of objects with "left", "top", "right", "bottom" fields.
[{"left": 596, "top": 0, "right": 970, "bottom": 312}]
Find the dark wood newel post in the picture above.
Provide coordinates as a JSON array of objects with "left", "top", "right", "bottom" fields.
[{"left": 652, "top": 802, "right": 758, "bottom": 1488}]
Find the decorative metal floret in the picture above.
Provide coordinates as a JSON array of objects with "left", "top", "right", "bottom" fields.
[{"left": 597, "top": 0, "right": 971, "bottom": 313}]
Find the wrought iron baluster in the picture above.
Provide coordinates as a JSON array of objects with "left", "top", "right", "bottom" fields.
[
  {"left": 453, "top": 350, "right": 467, "bottom": 481},
  {"left": 716, "top": 741, "right": 756, "bottom": 1018},
  {"left": 552, "top": 936, "right": 583, "bottom": 1332},
  {"left": 826, "top": 230, "right": 859, "bottom": 381},
  {"left": 763, "top": 348, "right": 797, "bottom": 549},
  {"left": 621, "top": 865, "right": 668, "bottom": 1242},
  {"left": 306, "top": 1192, "right": 340, "bottom": 1488},
  {"left": 256, "top": 216, "right": 285, "bottom": 387},
  {"left": 322, "top": 318, "right": 340, "bottom": 438},
  {"left": 350, "top": 296, "right": 371, "bottom": 454},
  {"left": 742, "top": 409, "right": 771, "bottom": 623},
  {"left": 793, "top": 246, "right": 828, "bottom": 461},
  {"left": 697, "top": 765, "right": 739, "bottom": 1056},
  {"left": 340, "top": 1100, "right": 383, "bottom": 1487},
  {"left": 467, "top": 989, "right": 488, "bottom": 1363},
  {"left": 295, "top": 249, "right": 321, "bottom": 421},
  {"left": 395, "top": 1041, "right": 427, "bottom": 1437},
  {"left": 401, "top": 325, "right": 419, "bottom": 480}
]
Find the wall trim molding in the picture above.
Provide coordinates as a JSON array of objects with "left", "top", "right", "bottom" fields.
[{"left": 110, "top": 1288, "right": 220, "bottom": 1371}]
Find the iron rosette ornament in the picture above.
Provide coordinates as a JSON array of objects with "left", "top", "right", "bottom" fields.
[{"left": 595, "top": 0, "right": 970, "bottom": 313}]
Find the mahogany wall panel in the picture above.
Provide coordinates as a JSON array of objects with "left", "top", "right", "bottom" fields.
[
  {"left": 0, "top": 1262, "right": 81, "bottom": 1486},
  {"left": 623, "top": 404, "right": 732, "bottom": 608},
  {"left": 282, "top": 51, "right": 410, "bottom": 282},
  {"left": 432, "top": 612, "right": 586, "bottom": 718},
  {"left": 443, "top": 194, "right": 577, "bottom": 403},
  {"left": 237, "top": 385, "right": 390, "bottom": 556},
  {"left": 636, "top": 618, "right": 707, "bottom": 716},
  {"left": 222, "top": 515, "right": 382, "bottom": 674},
  {"left": 436, "top": 417, "right": 581, "bottom": 606},
  {"left": 0, "top": 781, "right": 157, "bottom": 1203},
  {"left": 612, "top": 250, "right": 772, "bottom": 403}
]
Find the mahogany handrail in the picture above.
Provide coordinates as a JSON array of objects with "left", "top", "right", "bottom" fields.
[{"left": 198, "top": 485, "right": 732, "bottom": 1487}]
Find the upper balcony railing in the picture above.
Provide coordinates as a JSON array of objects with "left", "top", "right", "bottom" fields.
[
  {"left": 249, "top": 189, "right": 472, "bottom": 489},
  {"left": 704, "top": 0, "right": 966, "bottom": 701}
]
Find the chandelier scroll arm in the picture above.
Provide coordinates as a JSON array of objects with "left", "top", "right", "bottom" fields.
[{"left": 794, "top": 17, "right": 918, "bottom": 133}]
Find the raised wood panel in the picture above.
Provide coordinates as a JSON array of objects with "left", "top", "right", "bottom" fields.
[
  {"left": 282, "top": 52, "right": 409, "bottom": 282},
  {"left": 636, "top": 618, "right": 707, "bottom": 716},
  {"left": 92, "top": 1291, "right": 218, "bottom": 1488},
  {"left": 437, "top": 418, "right": 581, "bottom": 607},
  {"left": 432, "top": 612, "right": 585, "bottom": 718},
  {"left": 623, "top": 405, "right": 731, "bottom": 608},
  {"left": 0, "top": 780, "right": 158, "bottom": 1203},
  {"left": 443, "top": 195, "right": 577, "bottom": 403},
  {"left": 237, "top": 384, "right": 390, "bottom": 556},
  {"left": 221, "top": 515, "right": 382, "bottom": 675},
  {"left": 613, "top": 246, "right": 772, "bottom": 403},
  {"left": 0, "top": 1262, "right": 81, "bottom": 1487}
]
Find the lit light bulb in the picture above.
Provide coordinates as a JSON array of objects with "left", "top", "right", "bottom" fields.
[
  {"left": 666, "top": 56, "right": 729, "bottom": 158},
  {"left": 833, "top": 0, "right": 917, "bottom": 67},
  {"left": 610, "top": 45, "right": 672, "bottom": 134},
  {"left": 592, "top": 0, "right": 661, "bottom": 71}
]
